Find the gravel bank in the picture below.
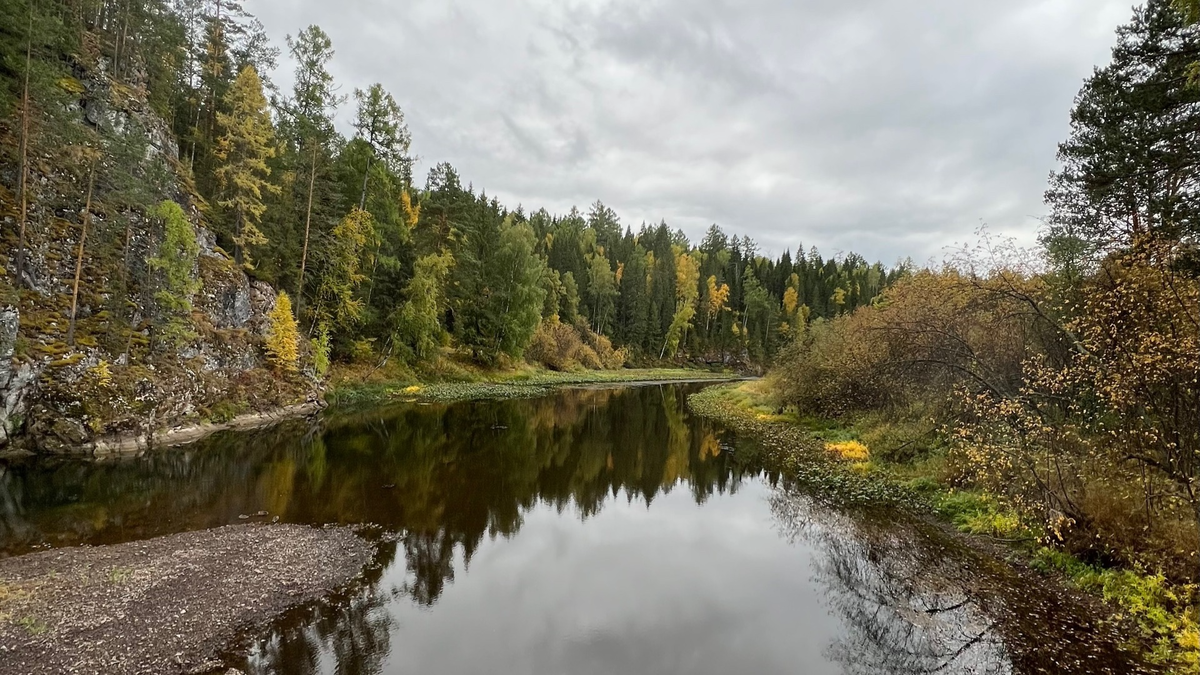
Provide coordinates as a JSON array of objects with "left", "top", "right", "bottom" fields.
[{"left": 0, "top": 523, "right": 372, "bottom": 675}]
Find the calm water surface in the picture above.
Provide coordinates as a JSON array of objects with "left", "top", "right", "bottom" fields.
[{"left": 0, "top": 384, "right": 1154, "bottom": 674}]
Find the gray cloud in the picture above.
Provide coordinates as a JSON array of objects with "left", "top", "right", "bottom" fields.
[{"left": 246, "top": 0, "right": 1134, "bottom": 263}]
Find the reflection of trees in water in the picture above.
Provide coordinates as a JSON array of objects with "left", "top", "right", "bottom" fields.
[
  {"left": 770, "top": 486, "right": 1161, "bottom": 675},
  {"left": 240, "top": 540, "right": 401, "bottom": 675},
  {"left": 771, "top": 489, "right": 1010, "bottom": 675},
  {"left": 0, "top": 419, "right": 324, "bottom": 555},
  {"left": 5, "top": 385, "right": 1165, "bottom": 674},
  {"left": 399, "top": 529, "right": 459, "bottom": 607},
  {"left": 1, "top": 383, "right": 751, "bottom": 601},
  {"left": 221, "top": 384, "right": 757, "bottom": 672}
]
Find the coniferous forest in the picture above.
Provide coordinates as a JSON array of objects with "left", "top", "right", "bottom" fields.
[{"left": 0, "top": 0, "right": 898, "bottom": 376}]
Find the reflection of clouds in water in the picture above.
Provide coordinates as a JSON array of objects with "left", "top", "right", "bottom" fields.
[{"left": 769, "top": 486, "right": 1012, "bottom": 675}]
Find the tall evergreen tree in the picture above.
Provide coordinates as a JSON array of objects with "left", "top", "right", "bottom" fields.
[
  {"left": 281, "top": 25, "right": 343, "bottom": 314},
  {"left": 352, "top": 83, "right": 410, "bottom": 209},
  {"left": 214, "top": 64, "right": 277, "bottom": 267},
  {"left": 1046, "top": 0, "right": 1200, "bottom": 268}
]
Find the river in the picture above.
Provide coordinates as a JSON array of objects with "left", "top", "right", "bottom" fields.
[{"left": 0, "top": 382, "right": 1156, "bottom": 674}]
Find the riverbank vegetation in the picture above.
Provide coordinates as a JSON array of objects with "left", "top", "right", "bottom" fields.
[
  {"left": 326, "top": 363, "right": 732, "bottom": 408},
  {"left": 720, "top": 1, "right": 1200, "bottom": 668},
  {"left": 690, "top": 383, "right": 1198, "bottom": 670}
]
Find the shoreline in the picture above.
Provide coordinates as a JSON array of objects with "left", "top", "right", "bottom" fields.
[
  {"left": 0, "top": 523, "right": 373, "bottom": 675},
  {"left": 0, "top": 401, "right": 326, "bottom": 460},
  {"left": 686, "top": 381, "right": 1195, "bottom": 670},
  {"left": 324, "top": 366, "right": 738, "bottom": 408},
  {"left": 91, "top": 401, "right": 327, "bottom": 456},
  {"left": 1, "top": 368, "right": 736, "bottom": 458}
]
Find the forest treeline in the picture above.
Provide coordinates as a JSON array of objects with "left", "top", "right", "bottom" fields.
[
  {"left": 0, "top": 0, "right": 903, "bottom": 375},
  {"left": 770, "top": 0, "right": 1200, "bottom": 608}
]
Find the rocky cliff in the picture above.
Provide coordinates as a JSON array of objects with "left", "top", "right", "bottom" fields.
[{"left": 0, "top": 55, "right": 314, "bottom": 455}]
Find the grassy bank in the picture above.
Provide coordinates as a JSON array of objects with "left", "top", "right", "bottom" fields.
[
  {"left": 689, "top": 381, "right": 1199, "bottom": 672},
  {"left": 326, "top": 363, "right": 735, "bottom": 408}
]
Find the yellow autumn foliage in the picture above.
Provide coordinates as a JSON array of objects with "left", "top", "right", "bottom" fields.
[
  {"left": 826, "top": 440, "right": 870, "bottom": 462},
  {"left": 266, "top": 292, "right": 300, "bottom": 372}
]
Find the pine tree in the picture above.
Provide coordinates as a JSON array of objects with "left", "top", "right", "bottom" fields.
[
  {"left": 214, "top": 64, "right": 278, "bottom": 268},
  {"left": 352, "top": 83, "right": 410, "bottom": 209},
  {"left": 1046, "top": 0, "right": 1200, "bottom": 266},
  {"left": 13, "top": 1, "right": 32, "bottom": 288}
]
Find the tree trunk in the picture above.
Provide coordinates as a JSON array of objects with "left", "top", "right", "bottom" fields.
[
  {"left": 15, "top": 7, "right": 33, "bottom": 289},
  {"left": 365, "top": 245, "right": 380, "bottom": 307},
  {"left": 205, "top": 0, "right": 222, "bottom": 146},
  {"left": 68, "top": 163, "right": 97, "bottom": 347},
  {"left": 358, "top": 155, "right": 373, "bottom": 211},
  {"left": 120, "top": 214, "right": 135, "bottom": 361},
  {"left": 1193, "top": 495, "right": 1200, "bottom": 585},
  {"left": 296, "top": 145, "right": 317, "bottom": 317},
  {"left": 234, "top": 205, "right": 243, "bottom": 266}
]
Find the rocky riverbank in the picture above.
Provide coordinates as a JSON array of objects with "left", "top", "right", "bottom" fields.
[{"left": 0, "top": 524, "right": 372, "bottom": 675}]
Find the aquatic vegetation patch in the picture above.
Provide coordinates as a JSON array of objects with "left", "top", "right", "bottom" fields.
[
  {"left": 327, "top": 368, "right": 732, "bottom": 408},
  {"left": 687, "top": 385, "right": 923, "bottom": 510},
  {"left": 933, "top": 490, "right": 1023, "bottom": 538}
]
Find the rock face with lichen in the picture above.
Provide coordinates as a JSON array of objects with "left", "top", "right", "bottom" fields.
[{"left": 0, "top": 57, "right": 315, "bottom": 455}]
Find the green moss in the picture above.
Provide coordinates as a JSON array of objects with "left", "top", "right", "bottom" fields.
[
  {"left": 48, "top": 353, "right": 85, "bottom": 368},
  {"left": 207, "top": 399, "right": 248, "bottom": 424},
  {"left": 106, "top": 567, "right": 132, "bottom": 584},
  {"left": 34, "top": 341, "right": 70, "bottom": 357},
  {"left": 17, "top": 616, "right": 47, "bottom": 635}
]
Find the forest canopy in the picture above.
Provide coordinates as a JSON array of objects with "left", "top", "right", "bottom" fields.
[{"left": 0, "top": 0, "right": 904, "bottom": 374}]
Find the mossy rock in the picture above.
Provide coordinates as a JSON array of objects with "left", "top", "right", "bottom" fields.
[
  {"left": 48, "top": 353, "right": 86, "bottom": 368},
  {"left": 33, "top": 342, "right": 70, "bottom": 357},
  {"left": 57, "top": 76, "right": 86, "bottom": 95}
]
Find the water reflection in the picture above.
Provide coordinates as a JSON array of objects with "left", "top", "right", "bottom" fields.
[
  {"left": 771, "top": 488, "right": 1160, "bottom": 675},
  {"left": 250, "top": 541, "right": 399, "bottom": 675},
  {"left": 0, "top": 385, "right": 746, "bottom": 564},
  {"left": 0, "top": 384, "right": 1159, "bottom": 674}
]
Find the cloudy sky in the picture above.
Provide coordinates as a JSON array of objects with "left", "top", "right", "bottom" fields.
[{"left": 245, "top": 0, "right": 1134, "bottom": 264}]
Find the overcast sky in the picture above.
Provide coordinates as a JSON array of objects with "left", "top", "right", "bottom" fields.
[{"left": 245, "top": 0, "right": 1134, "bottom": 264}]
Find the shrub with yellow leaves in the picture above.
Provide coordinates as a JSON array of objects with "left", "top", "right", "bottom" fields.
[{"left": 825, "top": 440, "right": 870, "bottom": 462}]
